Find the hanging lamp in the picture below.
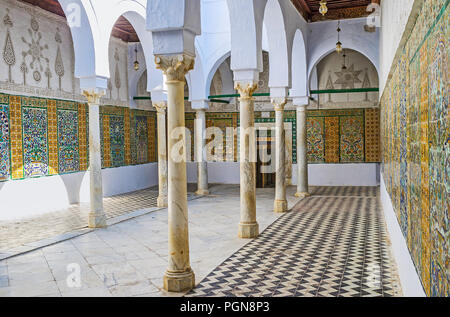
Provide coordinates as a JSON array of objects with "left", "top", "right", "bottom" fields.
[
  {"left": 319, "top": 0, "right": 328, "bottom": 16},
  {"left": 336, "top": 21, "right": 343, "bottom": 54},
  {"left": 134, "top": 44, "right": 140, "bottom": 71}
]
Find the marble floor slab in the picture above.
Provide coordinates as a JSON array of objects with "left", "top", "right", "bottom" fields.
[{"left": 0, "top": 184, "right": 300, "bottom": 297}]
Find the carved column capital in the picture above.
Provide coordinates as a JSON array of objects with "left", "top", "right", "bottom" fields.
[
  {"left": 296, "top": 104, "right": 308, "bottom": 112},
  {"left": 272, "top": 98, "right": 287, "bottom": 112},
  {"left": 153, "top": 101, "right": 167, "bottom": 114},
  {"left": 235, "top": 82, "right": 258, "bottom": 100},
  {"left": 195, "top": 108, "right": 206, "bottom": 115},
  {"left": 155, "top": 54, "right": 195, "bottom": 82},
  {"left": 82, "top": 90, "right": 105, "bottom": 105}
]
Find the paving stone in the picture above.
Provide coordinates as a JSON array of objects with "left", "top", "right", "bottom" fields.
[
  {"left": 0, "top": 185, "right": 401, "bottom": 297},
  {"left": 0, "top": 187, "right": 163, "bottom": 253}
]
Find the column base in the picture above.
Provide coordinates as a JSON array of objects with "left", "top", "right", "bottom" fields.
[
  {"left": 286, "top": 178, "right": 292, "bottom": 186},
  {"left": 157, "top": 196, "right": 168, "bottom": 208},
  {"left": 238, "top": 222, "right": 259, "bottom": 239},
  {"left": 88, "top": 212, "right": 107, "bottom": 228},
  {"left": 274, "top": 199, "right": 288, "bottom": 213},
  {"left": 295, "top": 192, "right": 311, "bottom": 198},
  {"left": 195, "top": 189, "right": 209, "bottom": 196},
  {"left": 163, "top": 269, "right": 195, "bottom": 293}
]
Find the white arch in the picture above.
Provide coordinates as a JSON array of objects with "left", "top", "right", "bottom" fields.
[
  {"left": 57, "top": 0, "right": 100, "bottom": 84},
  {"left": 226, "top": 0, "right": 267, "bottom": 74},
  {"left": 128, "top": 44, "right": 148, "bottom": 107},
  {"left": 263, "top": 0, "right": 290, "bottom": 89},
  {"left": 186, "top": 48, "right": 206, "bottom": 101},
  {"left": 93, "top": 1, "right": 165, "bottom": 102},
  {"left": 189, "top": 0, "right": 233, "bottom": 101},
  {"left": 308, "top": 18, "right": 380, "bottom": 78},
  {"left": 309, "top": 48, "right": 380, "bottom": 90},
  {"left": 204, "top": 50, "right": 231, "bottom": 97},
  {"left": 290, "top": 29, "right": 308, "bottom": 97},
  {"left": 308, "top": 47, "right": 380, "bottom": 85}
]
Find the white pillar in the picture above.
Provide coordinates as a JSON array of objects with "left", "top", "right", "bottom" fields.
[
  {"left": 195, "top": 108, "right": 209, "bottom": 195},
  {"left": 154, "top": 102, "right": 168, "bottom": 207},
  {"left": 272, "top": 98, "right": 288, "bottom": 213},
  {"left": 236, "top": 82, "right": 259, "bottom": 239},
  {"left": 295, "top": 104, "right": 310, "bottom": 197},
  {"left": 155, "top": 54, "right": 195, "bottom": 292},
  {"left": 83, "top": 90, "right": 107, "bottom": 228}
]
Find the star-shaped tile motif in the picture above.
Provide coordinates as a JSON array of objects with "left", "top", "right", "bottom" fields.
[{"left": 334, "top": 64, "right": 362, "bottom": 89}]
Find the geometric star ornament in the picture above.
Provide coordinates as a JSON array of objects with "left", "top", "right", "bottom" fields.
[{"left": 334, "top": 64, "right": 362, "bottom": 89}]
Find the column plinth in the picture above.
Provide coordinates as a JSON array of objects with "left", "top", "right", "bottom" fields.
[
  {"left": 83, "top": 90, "right": 107, "bottom": 228},
  {"left": 296, "top": 104, "right": 310, "bottom": 197},
  {"left": 154, "top": 102, "right": 168, "bottom": 207},
  {"left": 274, "top": 200, "right": 288, "bottom": 213},
  {"left": 155, "top": 54, "right": 195, "bottom": 292},
  {"left": 238, "top": 222, "right": 259, "bottom": 239},
  {"left": 236, "top": 82, "right": 259, "bottom": 239},
  {"left": 163, "top": 269, "right": 195, "bottom": 293},
  {"left": 273, "top": 98, "right": 288, "bottom": 213},
  {"left": 295, "top": 192, "right": 311, "bottom": 198}
]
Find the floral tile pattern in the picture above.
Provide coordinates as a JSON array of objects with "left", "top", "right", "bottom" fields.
[
  {"left": 381, "top": 0, "right": 448, "bottom": 297},
  {"left": 0, "top": 92, "right": 158, "bottom": 182}
]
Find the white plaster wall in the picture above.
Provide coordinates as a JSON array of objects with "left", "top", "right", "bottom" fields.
[
  {"left": 103, "top": 38, "right": 131, "bottom": 106},
  {"left": 316, "top": 49, "right": 379, "bottom": 107},
  {"left": 0, "top": 0, "right": 77, "bottom": 98},
  {"left": 307, "top": 163, "right": 379, "bottom": 186},
  {"left": 308, "top": 18, "right": 380, "bottom": 77},
  {"left": 186, "top": 162, "right": 378, "bottom": 186},
  {"left": 379, "top": 0, "right": 415, "bottom": 91},
  {"left": 0, "top": 0, "right": 137, "bottom": 106},
  {"left": 187, "top": 162, "right": 240, "bottom": 184},
  {"left": 379, "top": 174, "right": 426, "bottom": 297},
  {"left": 0, "top": 163, "right": 158, "bottom": 221}
]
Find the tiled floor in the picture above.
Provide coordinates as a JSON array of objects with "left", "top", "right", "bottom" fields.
[
  {"left": 0, "top": 185, "right": 402, "bottom": 297},
  {"left": 187, "top": 187, "right": 402, "bottom": 297},
  {"left": 0, "top": 184, "right": 197, "bottom": 253},
  {"left": 0, "top": 185, "right": 299, "bottom": 297}
]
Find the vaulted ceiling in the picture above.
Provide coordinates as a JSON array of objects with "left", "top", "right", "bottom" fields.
[
  {"left": 20, "top": 0, "right": 377, "bottom": 41},
  {"left": 19, "top": 0, "right": 140, "bottom": 42},
  {"left": 291, "top": 0, "right": 378, "bottom": 22}
]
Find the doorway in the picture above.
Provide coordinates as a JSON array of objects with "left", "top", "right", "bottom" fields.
[{"left": 256, "top": 129, "right": 275, "bottom": 188}]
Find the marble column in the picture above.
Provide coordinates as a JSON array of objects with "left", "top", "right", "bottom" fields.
[
  {"left": 236, "top": 82, "right": 259, "bottom": 239},
  {"left": 195, "top": 109, "right": 209, "bottom": 195},
  {"left": 155, "top": 54, "right": 195, "bottom": 292},
  {"left": 83, "top": 90, "right": 107, "bottom": 228},
  {"left": 295, "top": 104, "right": 310, "bottom": 197},
  {"left": 285, "top": 134, "right": 293, "bottom": 186},
  {"left": 273, "top": 98, "right": 288, "bottom": 213},
  {"left": 153, "top": 102, "right": 168, "bottom": 207}
]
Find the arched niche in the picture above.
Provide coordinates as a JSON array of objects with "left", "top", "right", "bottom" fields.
[{"left": 312, "top": 49, "right": 380, "bottom": 109}]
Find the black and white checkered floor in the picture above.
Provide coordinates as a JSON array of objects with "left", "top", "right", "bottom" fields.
[{"left": 187, "top": 186, "right": 402, "bottom": 297}]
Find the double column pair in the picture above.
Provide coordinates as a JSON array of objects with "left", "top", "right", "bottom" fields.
[
  {"left": 235, "top": 83, "right": 289, "bottom": 239},
  {"left": 154, "top": 102, "right": 209, "bottom": 208}
]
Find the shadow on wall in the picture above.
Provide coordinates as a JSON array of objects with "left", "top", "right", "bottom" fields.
[
  {"left": 0, "top": 163, "right": 159, "bottom": 221},
  {"left": 0, "top": 170, "right": 89, "bottom": 221}
]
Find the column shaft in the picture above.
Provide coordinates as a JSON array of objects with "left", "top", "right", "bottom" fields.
[
  {"left": 236, "top": 83, "right": 259, "bottom": 239},
  {"left": 195, "top": 109, "right": 209, "bottom": 195},
  {"left": 154, "top": 103, "right": 168, "bottom": 207},
  {"left": 296, "top": 105, "right": 310, "bottom": 197},
  {"left": 273, "top": 99, "right": 288, "bottom": 213},
  {"left": 83, "top": 91, "right": 106, "bottom": 228},
  {"left": 155, "top": 54, "right": 195, "bottom": 292}
]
